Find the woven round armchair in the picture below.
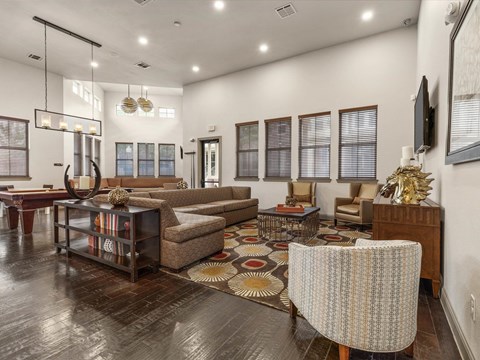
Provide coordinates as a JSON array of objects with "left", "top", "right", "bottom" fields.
[{"left": 288, "top": 239, "right": 422, "bottom": 359}]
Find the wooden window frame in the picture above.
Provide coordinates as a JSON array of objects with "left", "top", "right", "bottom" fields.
[
  {"left": 158, "top": 143, "right": 175, "bottom": 177},
  {"left": 264, "top": 117, "right": 292, "bottom": 181},
  {"left": 298, "top": 111, "right": 331, "bottom": 182},
  {"left": 338, "top": 105, "right": 378, "bottom": 182},
  {"left": 0, "top": 116, "right": 30, "bottom": 179},
  {"left": 235, "top": 121, "right": 259, "bottom": 181}
]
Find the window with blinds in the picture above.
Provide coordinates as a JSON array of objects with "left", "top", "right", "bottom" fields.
[
  {"left": 339, "top": 106, "right": 377, "bottom": 180},
  {"left": 116, "top": 143, "right": 134, "bottom": 177},
  {"left": 73, "top": 133, "right": 82, "bottom": 177},
  {"left": 138, "top": 143, "right": 155, "bottom": 177},
  {"left": 236, "top": 122, "right": 258, "bottom": 179},
  {"left": 265, "top": 117, "right": 291, "bottom": 179},
  {"left": 159, "top": 144, "right": 175, "bottom": 176},
  {"left": 450, "top": 96, "right": 480, "bottom": 152},
  {"left": 84, "top": 136, "right": 92, "bottom": 176},
  {"left": 0, "top": 116, "right": 29, "bottom": 178},
  {"left": 298, "top": 112, "right": 331, "bottom": 180}
]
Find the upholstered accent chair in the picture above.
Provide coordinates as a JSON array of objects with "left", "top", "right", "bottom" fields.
[
  {"left": 288, "top": 239, "right": 422, "bottom": 359},
  {"left": 334, "top": 183, "right": 381, "bottom": 226},
  {"left": 286, "top": 181, "right": 316, "bottom": 207}
]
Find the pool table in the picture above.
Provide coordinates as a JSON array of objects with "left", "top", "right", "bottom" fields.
[{"left": 0, "top": 188, "right": 113, "bottom": 234}]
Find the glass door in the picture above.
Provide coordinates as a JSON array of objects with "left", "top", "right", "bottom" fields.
[{"left": 200, "top": 139, "right": 220, "bottom": 188}]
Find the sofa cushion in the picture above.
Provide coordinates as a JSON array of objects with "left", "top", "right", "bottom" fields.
[
  {"left": 292, "top": 182, "right": 311, "bottom": 196},
  {"left": 337, "top": 204, "right": 360, "bottom": 215},
  {"left": 107, "top": 178, "right": 122, "bottom": 187},
  {"left": 150, "top": 187, "right": 234, "bottom": 207},
  {"left": 173, "top": 204, "right": 224, "bottom": 215},
  {"left": 165, "top": 213, "right": 226, "bottom": 243},
  {"left": 358, "top": 184, "right": 377, "bottom": 199},
  {"left": 209, "top": 198, "right": 259, "bottom": 212}
]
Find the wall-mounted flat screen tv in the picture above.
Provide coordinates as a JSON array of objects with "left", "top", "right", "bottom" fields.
[{"left": 414, "top": 75, "right": 434, "bottom": 153}]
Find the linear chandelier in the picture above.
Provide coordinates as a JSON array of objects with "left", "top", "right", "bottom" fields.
[{"left": 33, "top": 16, "right": 102, "bottom": 136}]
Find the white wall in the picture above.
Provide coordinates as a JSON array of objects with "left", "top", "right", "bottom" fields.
[
  {"left": 63, "top": 79, "right": 105, "bottom": 176},
  {"left": 0, "top": 57, "right": 64, "bottom": 188},
  {"left": 183, "top": 27, "right": 417, "bottom": 214},
  {"left": 103, "top": 92, "right": 183, "bottom": 178},
  {"left": 417, "top": 1, "right": 480, "bottom": 358}
]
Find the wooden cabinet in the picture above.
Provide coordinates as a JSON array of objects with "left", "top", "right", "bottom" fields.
[
  {"left": 54, "top": 199, "right": 160, "bottom": 282},
  {"left": 373, "top": 195, "right": 441, "bottom": 298}
]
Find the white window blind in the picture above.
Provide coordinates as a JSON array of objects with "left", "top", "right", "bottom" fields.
[
  {"left": 265, "top": 117, "right": 291, "bottom": 179},
  {"left": 339, "top": 106, "right": 377, "bottom": 180},
  {"left": 236, "top": 122, "right": 258, "bottom": 178},
  {"left": 159, "top": 144, "right": 175, "bottom": 176},
  {"left": 116, "top": 143, "right": 133, "bottom": 176},
  {"left": 450, "top": 96, "right": 480, "bottom": 152},
  {"left": 138, "top": 143, "right": 155, "bottom": 177},
  {"left": 299, "top": 112, "right": 331, "bottom": 180},
  {"left": 0, "top": 117, "right": 29, "bottom": 177}
]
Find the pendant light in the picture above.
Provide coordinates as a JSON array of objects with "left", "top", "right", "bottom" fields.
[
  {"left": 121, "top": 84, "right": 138, "bottom": 113},
  {"left": 140, "top": 88, "right": 153, "bottom": 113},
  {"left": 137, "top": 85, "right": 148, "bottom": 111}
]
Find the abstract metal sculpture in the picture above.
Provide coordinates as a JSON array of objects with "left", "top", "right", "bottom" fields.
[
  {"left": 380, "top": 165, "right": 434, "bottom": 205},
  {"left": 64, "top": 160, "right": 102, "bottom": 200}
]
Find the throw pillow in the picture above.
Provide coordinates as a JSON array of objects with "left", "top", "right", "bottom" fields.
[
  {"left": 294, "top": 194, "right": 311, "bottom": 203},
  {"left": 177, "top": 180, "right": 188, "bottom": 189}
]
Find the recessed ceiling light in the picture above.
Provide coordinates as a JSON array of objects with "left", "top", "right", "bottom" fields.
[
  {"left": 214, "top": 1, "right": 225, "bottom": 10},
  {"left": 138, "top": 36, "right": 148, "bottom": 45},
  {"left": 192, "top": 65, "right": 200, "bottom": 72},
  {"left": 144, "top": 86, "right": 149, "bottom": 90},
  {"left": 259, "top": 43, "right": 269, "bottom": 53},
  {"left": 362, "top": 10, "right": 374, "bottom": 21},
  {"left": 173, "top": 20, "right": 182, "bottom": 27},
  {"left": 90, "top": 61, "right": 98, "bottom": 68}
]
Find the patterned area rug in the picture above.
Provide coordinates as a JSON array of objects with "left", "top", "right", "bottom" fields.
[{"left": 162, "top": 219, "right": 372, "bottom": 312}]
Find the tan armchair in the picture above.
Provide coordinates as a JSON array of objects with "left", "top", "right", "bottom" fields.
[
  {"left": 289, "top": 239, "right": 422, "bottom": 359},
  {"left": 287, "top": 181, "right": 316, "bottom": 207},
  {"left": 334, "top": 183, "right": 381, "bottom": 226}
]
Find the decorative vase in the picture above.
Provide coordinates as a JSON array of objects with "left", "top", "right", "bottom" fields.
[
  {"left": 108, "top": 186, "right": 129, "bottom": 206},
  {"left": 104, "top": 239, "right": 114, "bottom": 253}
]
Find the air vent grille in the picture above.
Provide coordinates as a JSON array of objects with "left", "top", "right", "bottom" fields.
[
  {"left": 27, "top": 53, "right": 42, "bottom": 61},
  {"left": 133, "top": 0, "right": 154, "bottom": 5},
  {"left": 135, "top": 61, "right": 151, "bottom": 69},
  {"left": 275, "top": 3, "right": 296, "bottom": 19}
]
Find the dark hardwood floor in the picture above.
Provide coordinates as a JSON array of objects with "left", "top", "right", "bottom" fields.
[{"left": 0, "top": 211, "right": 461, "bottom": 360}]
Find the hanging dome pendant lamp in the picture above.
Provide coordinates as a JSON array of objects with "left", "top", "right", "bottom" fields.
[
  {"left": 121, "top": 84, "right": 138, "bottom": 113},
  {"left": 137, "top": 86, "right": 153, "bottom": 113}
]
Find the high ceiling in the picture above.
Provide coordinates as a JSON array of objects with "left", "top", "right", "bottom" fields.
[{"left": 0, "top": 0, "right": 420, "bottom": 88}]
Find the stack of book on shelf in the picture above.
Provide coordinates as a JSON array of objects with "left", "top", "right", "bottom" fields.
[{"left": 88, "top": 213, "right": 130, "bottom": 256}]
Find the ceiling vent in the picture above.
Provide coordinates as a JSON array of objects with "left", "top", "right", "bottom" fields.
[
  {"left": 275, "top": 3, "right": 296, "bottom": 19},
  {"left": 135, "top": 61, "right": 151, "bottom": 69},
  {"left": 133, "top": 0, "right": 154, "bottom": 5},
  {"left": 27, "top": 53, "right": 43, "bottom": 61}
]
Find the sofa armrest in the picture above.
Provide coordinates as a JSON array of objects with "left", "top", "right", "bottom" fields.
[
  {"left": 335, "top": 197, "right": 353, "bottom": 209},
  {"left": 232, "top": 186, "right": 251, "bottom": 200}
]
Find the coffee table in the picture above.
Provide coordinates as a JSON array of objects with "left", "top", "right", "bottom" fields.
[{"left": 257, "top": 206, "right": 320, "bottom": 242}]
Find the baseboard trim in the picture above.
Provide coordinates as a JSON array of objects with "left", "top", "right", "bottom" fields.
[{"left": 440, "top": 289, "right": 476, "bottom": 360}]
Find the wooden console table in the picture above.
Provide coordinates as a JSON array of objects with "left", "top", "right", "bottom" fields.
[
  {"left": 372, "top": 195, "right": 441, "bottom": 298},
  {"left": 54, "top": 199, "right": 160, "bottom": 282}
]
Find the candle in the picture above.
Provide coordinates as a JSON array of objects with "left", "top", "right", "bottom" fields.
[
  {"left": 89, "top": 125, "right": 97, "bottom": 135},
  {"left": 74, "top": 124, "right": 83, "bottom": 133},
  {"left": 59, "top": 121, "right": 68, "bottom": 130},
  {"left": 400, "top": 158, "right": 410, "bottom": 167},
  {"left": 79, "top": 176, "right": 90, "bottom": 189},
  {"left": 402, "top": 146, "right": 414, "bottom": 160},
  {"left": 41, "top": 116, "right": 51, "bottom": 128}
]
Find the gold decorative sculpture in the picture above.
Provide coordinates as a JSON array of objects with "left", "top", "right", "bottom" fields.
[{"left": 380, "top": 165, "right": 434, "bottom": 205}]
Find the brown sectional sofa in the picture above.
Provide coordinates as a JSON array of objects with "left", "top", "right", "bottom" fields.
[
  {"left": 99, "top": 177, "right": 183, "bottom": 192},
  {"left": 93, "top": 186, "right": 257, "bottom": 270}
]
